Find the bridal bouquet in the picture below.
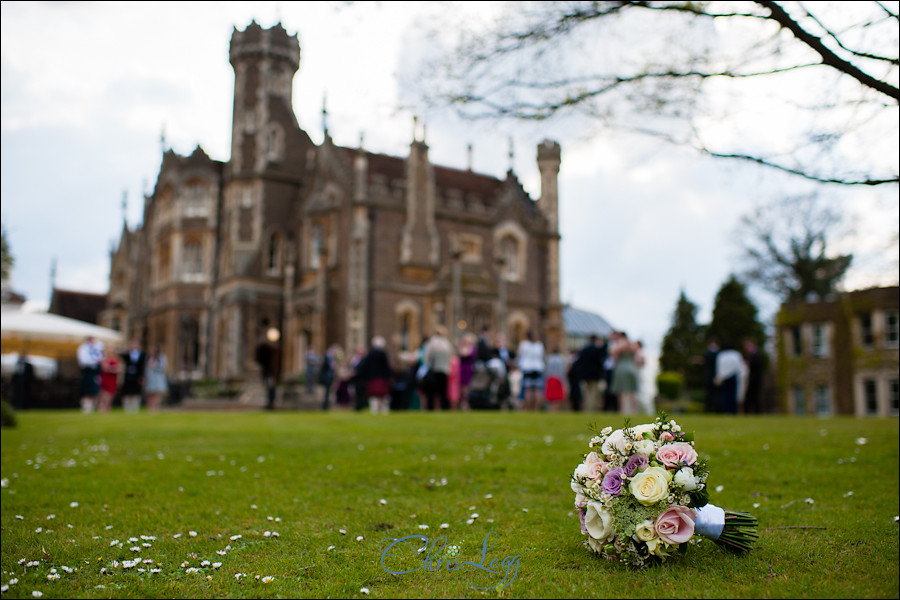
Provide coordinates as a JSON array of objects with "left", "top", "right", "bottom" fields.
[{"left": 571, "top": 414, "right": 758, "bottom": 568}]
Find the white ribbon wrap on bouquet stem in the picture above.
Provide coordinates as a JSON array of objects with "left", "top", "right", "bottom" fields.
[{"left": 694, "top": 504, "right": 725, "bottom": 541}]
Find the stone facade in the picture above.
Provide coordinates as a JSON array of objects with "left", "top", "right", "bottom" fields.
[
  {"left": 100, "top": 21, "right": 563, "bottom": 383},
  {"left": 775, "top": 286, "right": 899, "bottom": 416}
]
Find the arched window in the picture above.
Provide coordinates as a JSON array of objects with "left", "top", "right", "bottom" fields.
[
  {"left": 493, "top": 222, "right": 527, "bottom": 283},
  {"left": 395, "top": 301, "right": 421, "bottom": 353},
  {"left": 500, "top": 235, "right": 518, "bottom": 280}
]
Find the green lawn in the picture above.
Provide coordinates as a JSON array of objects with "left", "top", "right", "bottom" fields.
[{"left": 1, "top": 410, "right": 898, "bottom": 598}]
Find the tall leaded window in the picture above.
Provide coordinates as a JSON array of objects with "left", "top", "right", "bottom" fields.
[
  {"left": 267, "top": 232, "right": 281, "bottom": 273},
  {"left": 859, "top": 312, "right": 874, "bottom": 348},
  {"left": 812, "top": 323, "right": 828, "bottom": 357},
  {"left": 310, "top": 225, "right": 324, "bottom": 269},
  {"left": 183, "top": 241, "right": 203, "bottom": 280},
  {"left": 885, "top": 310, "right": 899, "bottom": 348},
  {"left": 814, "top": 385, "right": 831, "bottom": 416},
  {"left": 500, "top": 235, "right": 518, "bottom": 280},
  {"left": 793, "top": 386, "right": 805, "bottom": 415},
  {"left": 790, "top": 326, "right": 802, "bottom": 357},
  {"left": 889, "top": 379, "right": 899, "bottom": 416},
  {"left": 863, "top": 379, "right": 878, "bottom": 415}
]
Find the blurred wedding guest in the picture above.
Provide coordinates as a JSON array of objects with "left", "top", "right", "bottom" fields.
[
  {"left": 144, "top": 345, "right": 169, "bottom": 413},
  {"left": 77, "top": 335, "right": 104, "bottom": 413},
  {"left": 457, "top": 333, "right": 478, "bottom": 411},
  {"left": 742, "top": 339, "right": 764, "bottom": 414},
  {"left": 517, "top": 330, "right": 546, "bottom": 412},
  {"left": 610, "top": 331, "right": 641, "bottom": 415},
  {"left": 577, "top": 334, "right": 608, "bottom": 412},
  {"left": 448, "top": 351, "right": 462, "bottom": 410},
  {"left": 714, "top": 341, "right": 746, "bottom": 415},
  {"left": 567, "top": 350, "right": 583, "bottom": 412},
  {"left": 305, "top": 347, "right": 319, "bottom": 396},
  {"left": 348, "top": 345, "right": 369, "bottom": 412},
  {"left": 544, "top": 347, "right": 568, "bottom": 412},
  {"left": 12, "top": 353, "right": 35, "bottom": 410},
  {"left": 358, "top": 336, "right": 393, "bottom": 414},
  {"left": 98, "top": 347, "right": 121, "bottom": 413},
  {"left": 423, "top": 325, "right": 454, "bottom": 411},
  {"left": 319, "top": 344, "right": 341, "bottom": 411},
  {"left": 120, "top": 339, "right": 145, "bottom": 413},
  {"left": 476, "top": 325, "right": 494, "bottom": 364}
]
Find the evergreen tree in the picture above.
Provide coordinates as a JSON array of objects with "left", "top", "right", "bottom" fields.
[
  {"left": 658, "top": 290, "right": 706, "bottom": 391},
  {"left": 1, "top": 227, "right": 12, "bottom": 282},
  {"left": 707, "top": 275, "right": 766, "bottom": 351}
]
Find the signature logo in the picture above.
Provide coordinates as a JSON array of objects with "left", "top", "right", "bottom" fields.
[{"left": 379, "top": 531, "right": 520, "bottom": 590}]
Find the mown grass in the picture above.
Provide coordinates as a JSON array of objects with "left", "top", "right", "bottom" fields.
[{"left": 1, "top": 410, "right": 897, "bottom": 599}]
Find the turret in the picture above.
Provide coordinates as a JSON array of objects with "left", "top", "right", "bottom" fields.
[{"left": 228, "top": 21, "right": 300, "bottom": 175}]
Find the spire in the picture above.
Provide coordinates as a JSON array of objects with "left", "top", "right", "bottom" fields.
[
  {"left": 467, "top": 143, "right": 473, "bottom": 171},
  {"left": 322, "top": 92, "right": 329, "bottom": 139},
  {"left": 507, "top": 136, "right": 515, "bottom": 174},
  {"left": 121, "top": 190, "right": 128, "bottom": 228},
  {"left": 160, "top": 124, "right": 167, "bottom": 154},
  {"left": 49, "top": 257, "right": 57, "bottom": 299}
]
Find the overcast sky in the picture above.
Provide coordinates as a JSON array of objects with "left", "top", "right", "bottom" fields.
[{"left": 2, "top": 1, "right": 898, "bottom": 398}]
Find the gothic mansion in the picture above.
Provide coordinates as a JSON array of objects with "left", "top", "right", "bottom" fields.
[{"left": 101, "top": 21, "right": 564, "bottom": 382}]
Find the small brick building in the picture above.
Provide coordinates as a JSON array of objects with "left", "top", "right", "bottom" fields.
[{"left": 775, "top": 286, "right": 899, "bottom": 416}]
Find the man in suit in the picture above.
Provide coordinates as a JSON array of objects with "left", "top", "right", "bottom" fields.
[
  {"left": 578, "top": 334, "right": 608, "bottom": 412},
  {"left": 120, "top": 339, "right": 145, "bottom": 413}
]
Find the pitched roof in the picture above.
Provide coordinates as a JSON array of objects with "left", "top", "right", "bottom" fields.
[
  {"left": 48, "top": 288, "right": 107, "bottom": 325},
  {"left": 563, "top": 305, "right": 615, "bottom": 338}
]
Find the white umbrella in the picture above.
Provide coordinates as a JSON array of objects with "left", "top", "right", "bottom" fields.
[{"left": 0, "top": 310, "right": 123, "bottom": 359}]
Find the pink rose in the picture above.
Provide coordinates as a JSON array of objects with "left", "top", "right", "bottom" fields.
[
  {"left": 584, "top": 451, "right": 608, "bottom": 480},
  {"left": 655, "top": 442, "right": 698, "bottom": 469},
  {"left": 659, "top": 431, "right": 676, "bottom": 443},
  {"left": 655, "top": 505, "right": 696, "bottom": 545}
]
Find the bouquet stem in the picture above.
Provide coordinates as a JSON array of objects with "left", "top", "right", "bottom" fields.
[{"left": 712, "top": 510, "right": 759, "bottom": 555}]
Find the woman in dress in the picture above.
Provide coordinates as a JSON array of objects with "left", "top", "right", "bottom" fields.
[
  {"left": 98, "top": 347, "right": 120, "bottom": 413},
  {"left": 516, "top": 330, "right": 546, "bottom": 412},
  {"left": 144, "top": 345, "right": 169, "bottom": 413},
  {"left": 610, "top": 331, "right": 642, "bottom": 415}
]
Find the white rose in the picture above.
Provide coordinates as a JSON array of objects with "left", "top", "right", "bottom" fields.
[
  {"left": 571, "top": 480, "right": 587, "bottom": 496},
  {"left": 584, "top": 501, "right": 614, "bottom": 542},
  {"left": 631, "top": 423, "right": 657, "bottom": 439},
  {"left": 574, "top": 463, "right": 592, "bottom": 480},
  {"left": 634, "top": 439, "right": 655, "bottom": 456},
  {"left": 633, "top": 519, "right": 656, "bottom": 542},
  {"left": 674, "top": 467, "right": 700, "bottom": 492},
  {"left": 601, "top": 429, "right": 627, "bottom": 456}
]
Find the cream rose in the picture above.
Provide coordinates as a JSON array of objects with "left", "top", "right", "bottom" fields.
[
  {"left": 584, "top": 501, "right": 614, "bottom": 542},
  {"left": 629, "top": 466, "right": 671, "bottom": 505},
  {"left": 633, "top": 519, "right": 656, "bottom": 542}
]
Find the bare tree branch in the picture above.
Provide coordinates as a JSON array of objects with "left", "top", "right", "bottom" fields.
[{"left": 412, "top": 1, "right": 900, "bottom": 187}]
